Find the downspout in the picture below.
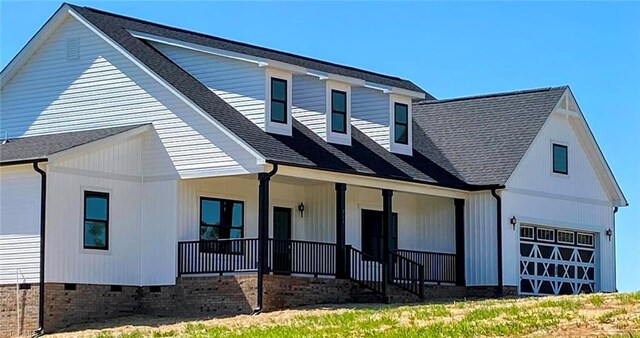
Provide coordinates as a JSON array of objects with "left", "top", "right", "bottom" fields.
[
  {"left": 253, "top": 163, "right": 278, "bottom": 315},
  {"left": 32, "top": 162, "right": 47, "bottom": 337},
  {"left": 613, "top": 207, "right": 618, "bottom": 293},
  {"left": 490, "top": 189, "right": 503, "bottom": 295}
]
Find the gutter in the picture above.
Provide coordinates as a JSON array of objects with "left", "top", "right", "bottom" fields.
[
  {"left": 253, "top": 164, "right": 278, "bottom": 315},
  {"left": 490, "top": 188, "right": 504, "bottom": 295}
]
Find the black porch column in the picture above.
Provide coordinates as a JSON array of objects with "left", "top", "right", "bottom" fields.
[
  {"left": 382, "top": 189, "right": 394, "bottom": 283},
  {"left": 335, "top": 183, "right": 347, "bottom": 278},
  {"left": 255, "top": 164, "right": 277, "bottom": 313},
  {"left": 454, "top": 198, "right": 466, "bottom": 287}
]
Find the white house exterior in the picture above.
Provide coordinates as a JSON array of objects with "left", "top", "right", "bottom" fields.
[{"left": 0, "top": 4, "right": 627, "bottom": 335}]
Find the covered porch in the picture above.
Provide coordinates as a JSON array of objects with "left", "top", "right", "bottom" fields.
[{"left": 174, "top": 165, "right": 467, "bottom": 299}]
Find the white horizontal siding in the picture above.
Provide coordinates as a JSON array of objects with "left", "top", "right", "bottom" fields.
[
  {"left": 465, "top": 191, "right": 498, "bottom": 286},
  {"left": 292, "top": 74, "right": 327, "bottom": 140},
  {"left": 0, "top": 16, "right": 259, "bottom": 178},
  {"left": 150, "top": 42, "right": 267, "bottom": 130},
  {"left": 0, "top": 235, "right": 40, "bottom": 284},
  {"left": 351, "top": 87, "right": 390, "bottom": 150}
]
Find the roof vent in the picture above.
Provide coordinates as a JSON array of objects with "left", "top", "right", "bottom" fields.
[{"left": 66, "top": 38, "right": 79, "bottom": 61}]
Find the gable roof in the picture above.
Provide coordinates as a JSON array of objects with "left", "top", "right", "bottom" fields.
[
  {"left": 412, "top": 87, "right": 567, "bottom": 186},
  {"left": 0, "top": 125, "right": 147, "bottom": 164}
]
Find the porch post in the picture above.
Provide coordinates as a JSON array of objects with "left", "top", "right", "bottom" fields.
[
  {"left": 255, "top": 164, "right": 277, "bottom": 313},
  {"left": 335, "top": 183, "right": 347, "bottom": 278},
  {"left": 382, "top": 189, "right": 393, "bottom": 283},
  {"left": 454, "top": 198, "right": 466, "bottom": 287}
]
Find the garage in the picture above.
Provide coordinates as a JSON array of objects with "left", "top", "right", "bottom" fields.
[{"left": 519, "top": 224, "right": 596, "bottom": 295}]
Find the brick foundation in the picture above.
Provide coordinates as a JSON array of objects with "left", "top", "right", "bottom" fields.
[
  {"left": 466, "top": 285, "right": 518, "bottom": 298},
  {"left": 0, "top": 284, "right": 39, "bottom": 337},
  {"left": 0, "top": 276, "right": 514, "bottom": 336}
]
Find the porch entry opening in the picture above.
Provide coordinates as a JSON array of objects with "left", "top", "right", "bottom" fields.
[
  {"left": 272, "top": 207, "right": 292, "bottom": 274},
  {"left": 361, "top": 209, "right": 397, "bottom": 261}
]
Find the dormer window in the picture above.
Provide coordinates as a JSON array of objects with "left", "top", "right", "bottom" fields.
[
  {"left": 265, "top": 69, "right": 292, "bottom": 136},
  {"left": 331, "top": 90, "right": 347, "bottom": 134},
  {"left": 270, "top": 78, "right": 287, "bottom": 124},
  {"left": 394, "top": 103, "right": 409, "bottom": 144},
  {"left": 326, "top": 82, "right": 351, "bottom": 145}
]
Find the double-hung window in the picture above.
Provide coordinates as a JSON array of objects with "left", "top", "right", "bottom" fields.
[
  {"left": 83, "top": 191, "right": 109, "bottom": 250},
  {"left": 200, "top": 197, "right": 244, "bottom": 253},
  {"left": 331, "top": 90, "right": 347, "bottom": 134},
  {"left": 394, "top": 103, "right": 409, "bottom": 144},
  {"left": 553, "top": 143, "right": 568, "bottom": 175},
  {"left": 270, "top": 78, "right": 287, "bottom": 124}
]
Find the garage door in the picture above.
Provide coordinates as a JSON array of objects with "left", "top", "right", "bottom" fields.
[{"left": 519, "top": 225, "right": 596, "bottom": 295}]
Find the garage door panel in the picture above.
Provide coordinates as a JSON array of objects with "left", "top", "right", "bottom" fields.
[{"left": 519, "top": 225, "right": 596, "bottom": 296}]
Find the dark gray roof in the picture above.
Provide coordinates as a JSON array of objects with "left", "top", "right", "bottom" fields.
[
  {"left": 412, "top": 87, "right": 567, "bottom": 186},
  {"left": 72, "top": 5, "right": 430, "bottom": 97},
  {"left": 0, "top": 125, "right": 146, "bottom": 164}
]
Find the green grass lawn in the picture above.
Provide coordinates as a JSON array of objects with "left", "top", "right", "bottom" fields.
[{"left": 49, "top": 292, "right": 640, "bottom": 338}]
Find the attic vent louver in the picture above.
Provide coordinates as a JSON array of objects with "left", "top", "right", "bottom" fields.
[{"left": 66, "top": 38, "right": 79, "bottom": 61}]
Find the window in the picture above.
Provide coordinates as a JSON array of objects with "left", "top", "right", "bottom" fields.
[
  {"left": 200, "top": 197, "right": 244, "bottom": 253},
  {"left": 520, "top": 226, "right": 534, "bottom": 240},
  {"left": 331, "top": 90, "right": 347, "bottom": 134},
  {"left": 557, "top": 230, "right": 575, "bottom": 244},
  {"left": 361, "top": 209, "right": 398, "bottom": 261},
  {"left": 577, "top": 233, "right": 594, "bottom": 247},
  {"left": 553, "top": 144, "right": 568, "bottom": 174},
  {"left": 270, "top": 78, "right": 287, "bottom": 124},
  {"left": 394, "top": 103, "right": 409, "bottom": 144},
  {"left": 83, "top": 191, "right": 109, "bottom": 250},
  {"left": 537, "top": 228, "right": 555, "bottom": 242}
]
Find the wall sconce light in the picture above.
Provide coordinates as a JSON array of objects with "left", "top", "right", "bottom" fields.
[
  {"left": 510, "top": 216, "right": 517, "bottom": 230},
  {"left": 606, "top": 228, "right": 612, "bottom": 241},
  {"left": 298, "top": 202, "right": 305, "bottom": 218}
]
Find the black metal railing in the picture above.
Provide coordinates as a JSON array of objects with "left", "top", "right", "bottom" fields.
[
  {"left": 346, "top": 245, "right": 386, "bottom": 297},
  {"left": 394, "top": 249, "right": 456, "bottom": 284},
  {"left": 267, "top": 239, "right": 336, "bottom": 276},
  {"left": 389, "top": 251, "right": 424, "bottom": 298},
  {"left": 178, "top": 238, "right": 258, "bottom": 276}
]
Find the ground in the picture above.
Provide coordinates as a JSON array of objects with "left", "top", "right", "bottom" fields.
[{"left": 44, "top": 292, "right": 640, "bottom": 338}]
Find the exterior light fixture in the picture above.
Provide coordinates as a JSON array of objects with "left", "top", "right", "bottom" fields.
[
  {"left": 606, "top": 228, "right": 612, "bottom": 241},
  {"left": 510, "top": 216, "right": 517, "bottom": 230},
  {"left": 298, "top": 202, "right": 305, "bottom": 218}
]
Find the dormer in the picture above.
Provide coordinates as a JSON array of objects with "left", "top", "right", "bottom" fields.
[
  {"left": 389, "top": 94, "right": 412, "bottom": 155},
  {"left": 326, "top": 81, "right": 351, "bottom": 145},
  {"left": 265, "top": 68, "right": 293, "bottom": 136}
]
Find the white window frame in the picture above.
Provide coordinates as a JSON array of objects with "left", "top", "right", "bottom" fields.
[
  {"left": 389, "top": 94, "right": 412, "bottom": 155},
  {"left": 326, "top": 81, "right": 351, "bottom": 145},
  {"left": 520, "top": 225, "right": 535, "bottom": 240},
  {"left": 265, "top": 68, "right": 292, "bottom": 136},
  {"left": 577, "top": 232, "right": 594, "bottom": 247},
  {"left": 536, "top": 228, "right": 555, "bottom": 242},
  {"left": 550, "top": 140, "right": 569, "bottom": 178},
  {"left": 557, "top": 230, "right": 575, "bottom": 244}
]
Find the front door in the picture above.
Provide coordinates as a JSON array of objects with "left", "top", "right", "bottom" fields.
[{"left": 273, "top": 207, "right": 292, "bottom": 274}]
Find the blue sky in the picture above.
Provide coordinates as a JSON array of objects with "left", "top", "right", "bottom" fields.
[{"left": 1, "top": 1, "right": 638, "bottom": 291}]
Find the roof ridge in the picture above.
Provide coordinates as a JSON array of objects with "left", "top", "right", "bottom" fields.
[
  {"left": 77, "top": 5, "right": 414, "bottom": 85},
  {"left": 414, "top": 86, "right": 568, "bottom": 105}
]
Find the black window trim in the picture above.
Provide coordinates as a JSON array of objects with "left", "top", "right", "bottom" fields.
[
  {"left": 331, "top": 89, "right": 348, "bottom": 134},
  {"left": 394, "top": 102, "right": 409, "bottom": 145},
  {"left": 270, "top": 77, "right": 288, "bottom": 124},
  {"left": 83, "top": 190, "right": 109, "bottom": 250},
  {"left": 199, "top": 196, "right": 245, "bottom": 253},
  {"left": 552, "top": 143, "right": 568, "bottom": 175}
]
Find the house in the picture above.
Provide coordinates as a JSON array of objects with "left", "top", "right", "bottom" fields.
[{"left": 0, "top": 3, "right": 627, "bottom": 336}]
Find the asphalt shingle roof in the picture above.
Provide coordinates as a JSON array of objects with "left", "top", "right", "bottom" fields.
[
  {"left": 412, "top": 87, "right": 567, "bottom": 186},
  {"left": 0, "top": 125, "right": 146, "bottom": 164}
]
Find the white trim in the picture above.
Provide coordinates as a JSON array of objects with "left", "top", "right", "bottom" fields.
[
  {"left": 49, "top": 165, "right": 141, "bottom": 182},
  {"left": 264, "top": 68, "right": 292, "bottom": 136},
  {"left": 520, "top": 225, "right": 534, "bottom": 240},
  {"left": 505, "top": 187, "right": 612, "bottom": 207},
  {"left": 550, "top": 140, "right": 569, "bottom": 178},
  {"left": 536, "top": 228, "right": 555, "bottom": 242},
  {"left": 67, "top": 9, "right": 267, "bottom": 167},
  {"left": 389, "top": 94, "right": 413, "bottom": 155},
  {"left": 276, "top": 165, "right": 469, "bottom": 199},
  {"left": 557, "top": 230, "right": 575, "bottom": 245},
  {"left": 577, "top": 232, "right": 594, "bottom": 247},
  {"left": 325, "top": 81, "right": 351, "bottom": 145}
]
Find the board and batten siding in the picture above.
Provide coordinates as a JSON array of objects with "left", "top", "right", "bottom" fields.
[
  {"left": 0, "top": 16, "right": 261, "bottom": 178},
  {"left": 149, "top": 42, "right": 267, "bottom": 130},
  {"left": 351, "top": 86, "right": 391, "bottom": 150},
  {"left": 465, "top": 191, "right": 499, "bottom": 286},
  {"left": 0, "top": 165, "right": 42, "bottom": 284}
]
